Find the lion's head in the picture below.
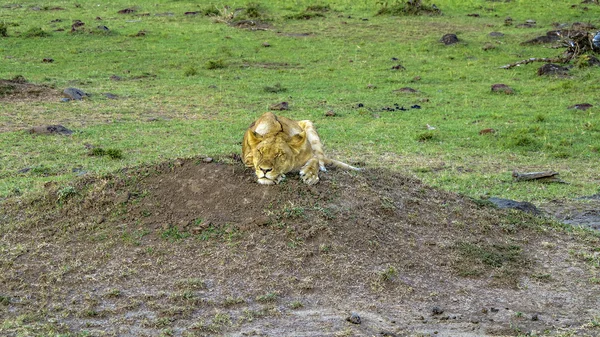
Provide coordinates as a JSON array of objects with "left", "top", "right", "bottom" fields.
[
  {"left": 245, "top": 129, "right": 306, "bottom": 185},
  {"left": 242, "top": 112, "right": 310, "bottom": 185}
]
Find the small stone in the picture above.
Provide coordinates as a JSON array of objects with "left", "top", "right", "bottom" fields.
[
  {"left": 203, "top": 157, "right": 213, "bottom": 163},
  {"left": 60, "top": 98, "right": 71, "bottom": 102},
  {"left": 346, "top": 313, "right": 361, "bottom": 324},
  {"left": 325, "top": 110, "right": 336, "bottom": 117},
  {"left": 537, "top": 63, "right": 569, "bottom": 76},
  {"left": 42, "top": 58, "right": 54, "bottom": 63},
  {"left": 431, "top": 306, "right": 444, "bottom": 315},
  {"left": 63, "top": 87, "right": 89, "bottom": 100},
  {"left": 411, "top": 105, "right": 421, "bottom": 109},
  {"left": 532, "top": 314, "right": 539, "bottom": 321},
  {"left": 269, "top": 102, "right": 289, "bottom": 111},
  {"left": 441, "top": 33, "right": 459, "bottom": 45},
  {"left": 104, "top": 93, "right": 118, "bottom": 99},
  {"left": 97, "top": 25, "right": 109, "bottom": 31},
  {"left": 110, "top": 75, "right": 122, "bottom": 81},
  {"left": 491, "top": 308, "right": 499, "bottom": 313},
  {"left": 489, "top": 31, "right": 504, "bottom": 37},
  {"left": 262, "top": 42, "right": 271, "bottom": 47},
  {"left": 391, "top": 64, "right": 406, "bottom": 70},
  {"left": 491, "top": 83, "right": 514, "bottom": 94}
]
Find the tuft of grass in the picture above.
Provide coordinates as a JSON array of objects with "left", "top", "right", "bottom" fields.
[
  {"left": 416, "top": 131, "right": 437, "bottom": 142},
  {"left": 0, "top": 23, "right": 8, "bottom": 37},
  {"left": 256, "top": 292, "right": 278, "bottom": 303},
  {"left": 57, "top": 186, "right": 76, "bottom": 201},
  {"left": 379, "top": 266, "right": 397, "bottom": 282},
  {"left": 161, "top": 226, "right": 190, "bottom": 242},
  {"left": 377, "top": 0, "right": 441, "bottom": 16},
  {"left": 184, "top": 66, "right": 198, "bottom": 77},
  {"left": 205, "top": 59, "right": 226, "bottom": 70},
  {"left": 89, "top": 147, "right": 123, "bottom": 159},
  {"left": 22, "top": 27, "right": 51, "bottom": 38}
]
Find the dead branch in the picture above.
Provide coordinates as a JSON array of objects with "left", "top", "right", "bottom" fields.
[{"left": 512, "top": 170, "right": 567, "bottom": 183}]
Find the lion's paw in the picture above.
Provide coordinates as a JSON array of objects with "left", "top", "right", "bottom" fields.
[{"left": 300, "top": 169, "right": 319, "bottom": 185}]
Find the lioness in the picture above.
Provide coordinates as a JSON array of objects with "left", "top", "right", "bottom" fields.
[{"left": 242, "top": 112, "right": 360, "bottom": 185}]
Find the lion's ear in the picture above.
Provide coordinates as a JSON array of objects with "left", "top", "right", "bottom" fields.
[
  {"left": 288, "top": 131, "right": 306, "bottom": 150},
  {"left": 246, "top": 130, "right": 263, "bottom": 148}
]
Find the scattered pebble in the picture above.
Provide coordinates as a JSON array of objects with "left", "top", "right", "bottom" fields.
[
  {"left": 42, "top": 58, "right": 54, "bottom": 63},
  {"left": 432, "top": 306, "right": 444, "bottom": 315},
  {"left": 346, "top": 313, "right": 361, "bottom": 324},
  {"left": 441, "top": 33, "right": 459, "bottom": 45}
]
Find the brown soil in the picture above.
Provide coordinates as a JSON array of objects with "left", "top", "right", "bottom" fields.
[
  {"left": 1, "top": 158, "right": 600, "bottom": 336},
  {"left": 0, "top": 76, "right": 63, "bottom": 102}
]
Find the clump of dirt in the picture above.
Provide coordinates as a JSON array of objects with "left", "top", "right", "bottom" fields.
[
  {"left": 0, "top": 75, "right": 62, "bottom": 102},
  {"left": 1, "top": 157, "right": 599, "bottom": 336}
]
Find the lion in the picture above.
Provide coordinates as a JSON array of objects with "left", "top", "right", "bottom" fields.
[{"left": 242, "top": 112, "right": 360, "bottom": 185}]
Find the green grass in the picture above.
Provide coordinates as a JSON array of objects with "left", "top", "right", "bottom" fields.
[{"left": 1, "top": 0, "right": 599, "bottom": 202}]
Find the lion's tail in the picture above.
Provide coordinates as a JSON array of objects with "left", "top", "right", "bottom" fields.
[{"left": 322, "top": 158, "right": 362, "bottom": 172}]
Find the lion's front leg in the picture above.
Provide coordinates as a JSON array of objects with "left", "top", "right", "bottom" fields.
[{"left": 299, "top": 158, "right": 320, "bottom": 185}]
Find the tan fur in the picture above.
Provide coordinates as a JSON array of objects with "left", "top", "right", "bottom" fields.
[{"left": 242, "top": 112, "right": 360, "bottom": 185}]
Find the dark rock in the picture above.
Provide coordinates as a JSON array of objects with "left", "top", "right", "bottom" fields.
[
  {"left": 346, "top": 313, "right": 361, "bottom": 324},
  {"left": 411, "top": 105, "right": 421, "bottom": 109},
  {"left": 441, "top": 33, "right": 459, "bottom": 45},
  {"left": 118, "top": 8, "right": 136, "bottom": 14},
  {"left": 29, "top": 125, "right": 73, "bottom": 135},
  {"left": 110, "top": 75, "right": 122, "bottom": 81},
  {"left": 104, "top": 93, "right": 118, "bottom": 99},
  {"left": 431, "top": 306, "right": 444, "bottom": 315},
  {"left": 537, "top": 64, "right": 569, "bottom": 76},
  {"left": 42, "top": 58, "right": 54, "bottom": 63},
  {"left": 391, "top": 64, "right": 406, "bottom": 70},
  {"left": 487, "top": 197, "right": 541, "bottom": 215},
  {"left": 269, "top": 102, "right": 289, "bottom": 111},
  {"left": 97, "top": 25, "right": 109, "bottom": 32},
  {"left": 63, "top": 87, "right": 89, "bottom": 100},
  {"left": 489, "top": 31, "right": 504, "bottom": 37},
  {"left": 60, "top": 98, "right": 71, "bottom": 102},
  {"left": 490, "top": 307, "right": 499, "bottom": 313},
  {"left": 568, "top": 103, "right": 593, "bottom": 110},
  {"left": 520, "top": 34, "right": 560, "bottom": 45},
  {"left": 532, "top": 314, "right": 539, "bottom": 321},
  {"left": 491, "top": 83, "right": 514, "bottom": 94}
]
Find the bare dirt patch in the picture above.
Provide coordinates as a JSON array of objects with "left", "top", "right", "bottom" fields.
[
  {"left": 0, "top": 76, "right": 62, "bottom": 102},
  {"left": 1, "top": 158, "right": 599, "bottom": 336}
]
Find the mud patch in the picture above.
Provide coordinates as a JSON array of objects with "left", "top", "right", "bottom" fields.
[
  {"left": 0, "top": 75, "right": 62, "bottom": 102},
  {"left": 1, "top": 158, "right": 599, "bottom": 336},
  {"left": 541, "top": 196, "right": 600, "bottom": 230}
]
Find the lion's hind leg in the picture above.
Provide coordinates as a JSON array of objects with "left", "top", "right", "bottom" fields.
[{"left": 298, "top": 120, "right": 327, "bottom": 172}]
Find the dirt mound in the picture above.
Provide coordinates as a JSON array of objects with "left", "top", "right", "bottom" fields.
[
  {"left": 1, "top": 158, "right": 599, "bottom": 336},
  {"left": 0, "top": 75, "right": 62, "bottom": 102}
]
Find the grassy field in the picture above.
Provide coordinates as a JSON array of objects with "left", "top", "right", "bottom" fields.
[{"left": 1, "top": 0, "right": 599, "bottom": 202}]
